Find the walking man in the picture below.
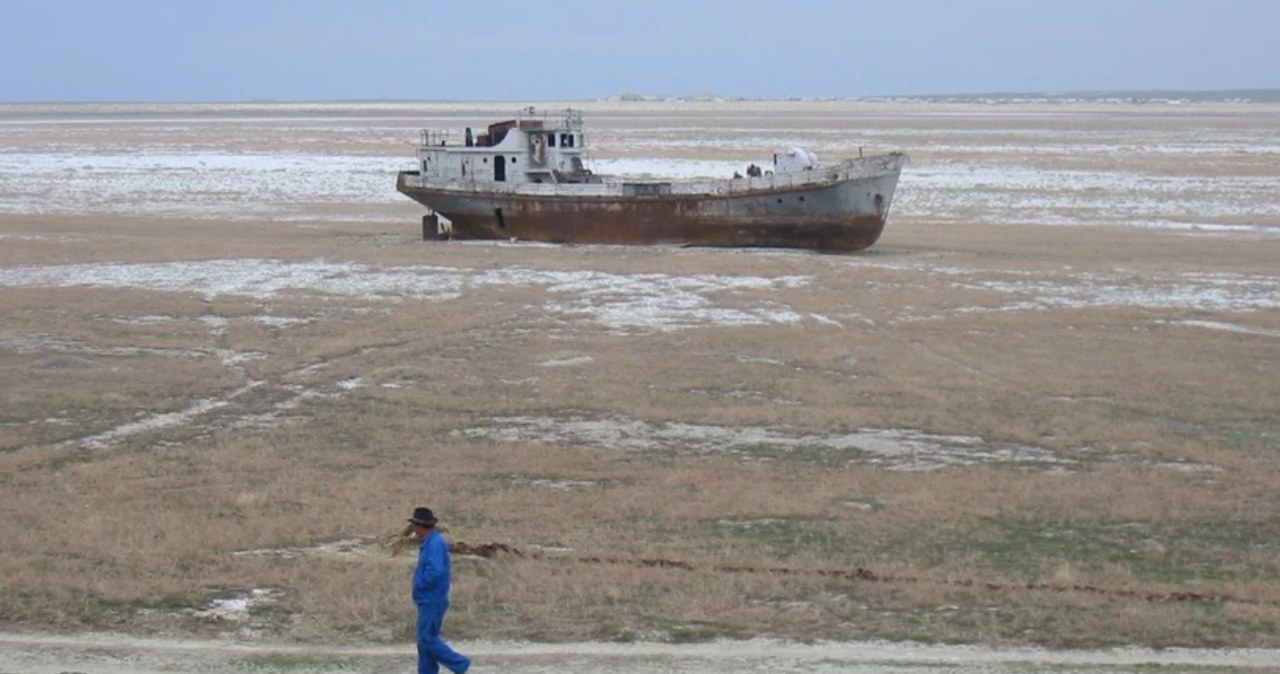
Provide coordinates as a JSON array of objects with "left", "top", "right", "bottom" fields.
[{"left": 408, "top": 506, "right": 470, "bottom": 674}]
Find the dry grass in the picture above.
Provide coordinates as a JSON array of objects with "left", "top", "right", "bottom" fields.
[
  {"left": 1, "top": 103, "right": 1279, "bottom": 649},
  {"left": 2, "top": 216, "right": 1277, "bottom": 647}
]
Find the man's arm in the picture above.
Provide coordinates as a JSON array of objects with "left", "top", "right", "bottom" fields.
[{"left": 413, "top": 535, "right": 448, "bottom": 596}]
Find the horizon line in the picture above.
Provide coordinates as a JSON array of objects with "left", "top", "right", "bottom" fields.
[{"left": 3, "top": 87, "right": 1280, "bottom": 106}]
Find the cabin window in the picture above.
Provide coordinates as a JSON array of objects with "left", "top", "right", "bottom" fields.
[{"left": 547, "top": 133, "right": 556, "bottom": 147}]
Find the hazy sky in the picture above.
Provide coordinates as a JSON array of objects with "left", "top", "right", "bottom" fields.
[{"left": 2, "top": 0, "right": 1277, "bottom": 102}]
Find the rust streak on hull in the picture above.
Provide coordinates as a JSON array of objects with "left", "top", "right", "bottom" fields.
[{"left": 443, "top": 204, "right": 884, "bottom": 252}]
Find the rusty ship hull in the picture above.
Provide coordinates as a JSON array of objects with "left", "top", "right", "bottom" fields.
[{"left": 397, "top": 153, "right": 907, "bottom": 252}]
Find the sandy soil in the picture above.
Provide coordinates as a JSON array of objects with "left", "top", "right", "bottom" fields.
[{"left": 3, "top": 629, "right": 1280, "bottom": 674}]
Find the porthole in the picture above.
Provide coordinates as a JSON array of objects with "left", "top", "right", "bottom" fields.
[
  {"left": 511, "top": 157, "right": 517, "bottom": 164},
  {"left": 798, "top": 196, "right": 805, "bottom": 202},
  {"left": 776, "top": 198, "right": 783, "bottom": 204}
]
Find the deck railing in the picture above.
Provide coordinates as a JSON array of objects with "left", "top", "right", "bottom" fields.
[{"left": 400, "top": 153, "right": 906, "bottom": 198}]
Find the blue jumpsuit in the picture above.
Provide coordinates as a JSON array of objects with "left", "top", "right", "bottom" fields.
[{"left": 413, "top": 529, "right": 470, "bottom": 674}]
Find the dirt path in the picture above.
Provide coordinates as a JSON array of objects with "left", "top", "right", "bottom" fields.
[{"left": 2, "top": 630, "right": 1278, "bottom": 674}]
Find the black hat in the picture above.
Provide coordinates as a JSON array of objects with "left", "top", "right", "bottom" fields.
[{"left": 408, "top": 507, "right": 438, "bottom": 527}]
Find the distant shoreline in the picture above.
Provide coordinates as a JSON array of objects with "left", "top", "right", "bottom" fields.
[
  {"left": 863, "top": 88, "right": 1280, "bottom": 104},
  {"left": 2, "top": 88, "right": 1280, "bottom": 106}
]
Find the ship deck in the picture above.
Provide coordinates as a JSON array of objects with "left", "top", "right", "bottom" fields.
[{"left": 399, "top": 153, "right": 906, "bottom": 198}]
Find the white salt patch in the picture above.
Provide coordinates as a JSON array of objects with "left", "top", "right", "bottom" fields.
[
  {"left": 953, "top": 271, "right": 1280, "bottom": 313},
  {"left": 216, "top": 349, "right": 267, "bottom": 367},
  {"left": 0, "top": 151, "right": 403, "bottom": 220},
  {"left": 526, "top": 543, "right": 575, "bottom": 554},
  {"left": 252, "top": 315, "right": 312, "bottom": 327},
  {"left": 1163, "top": 320, "right": 1280, "bottom": 338},
  {"left": 0, "top": 259, "right": 811, "bottom": 333},
  {"left": 541, "top": 356, "right": 594, "bottom": 367},
  {"left": 898, "top": 161, "right": 1280, "bottom": 233},
  {"left": 846, "top": 261, "right": 1280, "bottom": 318},
  {"left": 453, "top": 415, "right": 1078, "bottom": 472},
  {"left": 809, "top": 314, "right": 843, "bottom": 326},
  {"left": 500, "top": 377, "right": 540, "bottom": 386},
  {"left": 716, "top": 518, "right": 788, "bottom": 529},
  {"left": 0, "top": 417, "right": 77, "bottom": 428},
  {"left": 337, "top": 377, "right": 365, "bottom": 390},
  {"left": 522, "top": 478, "right": 600, "bottom": 491},
  {"left": 734, "top": 356, "right": 790, "bottom": 367},
  {"left": 0, "top": 233, "right": 84, "bottom": 242},
  {"left": 1150, "top": 460, "right": 1223, "bottom": 473},
  {"left": 233, "top": 539, "right": 373, "bottom": 562},
  {"left": 103, "top": 314, "right": 195, "bottom": 326},
  {"left": 454, "top": 414, "right": 1218, "bottom": 474},
  {"left": 294, "top": 362, "right": 330, "bottom": 376},
  {"left": 73, "top": 382, "right": 262, "bottom": 449},
  {"left": 188, "top": 588, "right": 281, "bottom": 622},
  {"left": 223, "top": 371, "right": 411, "bottom": 434},
  {"left": 0, "top": 333, "right": 266, "bottom": 365}
]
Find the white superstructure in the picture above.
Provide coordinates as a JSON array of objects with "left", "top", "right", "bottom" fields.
[{"left": 415, "top": 107, "right": 597, "bottom": 185}]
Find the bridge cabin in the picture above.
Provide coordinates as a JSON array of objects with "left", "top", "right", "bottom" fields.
[{"left": 415, "top": 107, "right": 599, "bottom": 185}]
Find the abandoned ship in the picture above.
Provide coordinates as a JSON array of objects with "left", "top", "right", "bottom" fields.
[{"left": 395, "top": 107, "right": 907, "bottom": 252}]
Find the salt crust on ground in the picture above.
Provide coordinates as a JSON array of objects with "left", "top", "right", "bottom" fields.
[
  {"left": 452, "top": 414, "right": 1215, "bottom": 473},
  {"left": 1, "top": 259, "right": 1274, "bottom": 328}
]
